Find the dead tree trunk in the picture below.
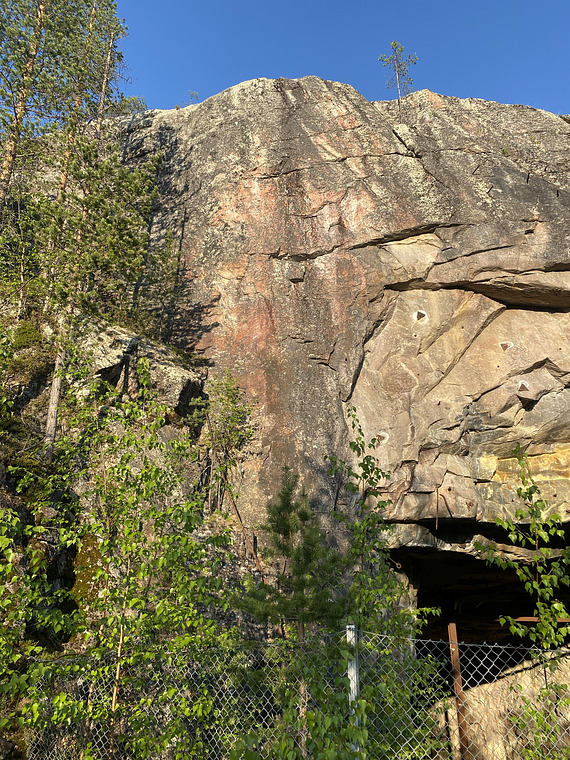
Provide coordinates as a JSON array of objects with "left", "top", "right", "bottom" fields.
[{"left": 44, "top": 344, "right": 65, "bottom": 462}]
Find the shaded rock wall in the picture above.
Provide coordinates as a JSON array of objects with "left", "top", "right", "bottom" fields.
[{"left": 123, "top": 78, "right": 570, "bottom": 606}]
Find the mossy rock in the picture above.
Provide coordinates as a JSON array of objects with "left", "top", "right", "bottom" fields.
[
  {"left": 0, "top": 734, "right": 26, "bottom": 759},
  {"left": 3, "top": 320, "right": 54, "bottom": 391},
  {"left": 72, "top": 532, "right": 103, "bottom": 606},
  {"left": 12, "top": 321, "right": 42, "bottom": 351},
  {"left": 8, "top": 347, "right": 52, "bottom": 388},
  {"left": 4, "top": 453, "right": 51, "bottom": 500}
]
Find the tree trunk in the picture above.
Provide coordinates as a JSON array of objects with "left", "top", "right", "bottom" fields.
[
  {"left": 57, "top": 0, "right": 100, "bottom": 197},
  {"left": 95, "top": 31, "right": 115, "bottom": 137},
  {"left": 44, "top": 344, "right": 65, "bottom": 462},
  {"left": 0, "top": 0, "right": 48, "bottom": 209}
]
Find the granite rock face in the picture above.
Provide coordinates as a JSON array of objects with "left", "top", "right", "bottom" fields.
[
  {"left": 82, "top": 322, "right": 205, "bottom": 420},
  {"left": 123, "top": 78, "right": 570, "bottom": 563}
]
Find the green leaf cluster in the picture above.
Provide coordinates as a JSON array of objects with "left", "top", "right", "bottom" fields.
[
  {"left": 240, "top": 467, "right": 346, "bottom": 639},
  {"left": 481, "top": 445, "right": 570, "bottom": 650},
  {"left": 0, "top": 357, "right": 255, "bottom": 754}
]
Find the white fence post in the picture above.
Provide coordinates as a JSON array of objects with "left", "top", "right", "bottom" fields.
[
  {"left": 347, "top": 624, "right": 360, "bottom": 753},
  {"left": 347, "top": 624, "right": 359, "bottom": 705}
]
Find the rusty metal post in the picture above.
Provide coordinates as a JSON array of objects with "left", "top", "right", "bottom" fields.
[{"left": 448, "top": 622, "right": 472, "bottom": 760}]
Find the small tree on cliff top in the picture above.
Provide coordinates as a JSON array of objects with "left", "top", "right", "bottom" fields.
[{"left": 378, "top": 40, "right": 417, "bottom": 106}]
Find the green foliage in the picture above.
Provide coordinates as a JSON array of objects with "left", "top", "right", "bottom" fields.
[
  {"left": 0, "top": 0, "right": 135, "bottom": 213},
  {"left": 201, "top": 370, "right": 255, "bottom": 516},
  {"left": 84, "top": 360, "right": 229, "bottom": 638},
  {"left": 229, "top": 636, "right": 367, "bottom": 760},
  {"left": 0, "top": 2, "right": 232, "bottom": 754},
  {"left": 0, "top": 359, "right": 255, "bottom": 756},
  {"left": 234, "top": 408, "right": 438, "bottom": 759},
  {"left": 229, "top": 633, "right": 448, "bottom": 760},
  {"left": 241, "top": 406, "right": 420, "bottom": 640},
  {"left": 327, "top": 407, "right": 433, "bottom": 635},
  {"left": 50, "top": 362, "right": 234, "bottom": 756},
  {"left": 378, "top": 40, "right": 418, "bottom": 103},
  {"left": 0, "top": 0, "right": 158, "bottom": 329},
  {"left": 1, "top": 133, "right": 158, "bottom": 322},
  {"left": 481, "top": 445, "right": 570, "bottom": 650},
  {"left": 0, "top": 0, "right": 127, "bottom": 135},
  {"left": 0, "top": 330, "right": 14, "bottom": 420},
  {"left": 206, "top": 371, "right": 255, "bottom": 474},
  {"left": 0, "top": 432, "right": 84, "bottom": 737},
  {"left": 511, "top": 682, "right": 570, "bottom": 760},
  {"left": 480, "top": 446, "right": 570, "bottom": 759},
  {"left": 240, "top": 467, "right": 346, "bottom": 639}
]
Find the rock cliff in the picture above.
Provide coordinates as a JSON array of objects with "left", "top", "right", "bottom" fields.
[{"left": 123, "top": 77, "right": 570, "bottom": 637}]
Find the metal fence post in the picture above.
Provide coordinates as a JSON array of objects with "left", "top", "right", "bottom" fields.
[
  {"left": 347, "top": 624, "right": 360, "bottom": 704},
  {"left": 347, "top": 624, "right": 360, "bottom": 752}
]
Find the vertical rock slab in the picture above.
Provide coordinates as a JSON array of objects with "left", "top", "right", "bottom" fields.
[{"left": 123, "top": 77, "right": 570, "bottom": 556}]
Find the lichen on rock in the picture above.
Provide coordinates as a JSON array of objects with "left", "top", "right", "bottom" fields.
[{"left": 121, "top": 78, "right": 570, "bottom": 638}]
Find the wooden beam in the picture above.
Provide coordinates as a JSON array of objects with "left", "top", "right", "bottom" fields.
[
  {"left": 448, "top": 623, "right": 474, "bottom": 760},
  {"left": 514, "top": 617, "right": 570, "bottom": 623}
]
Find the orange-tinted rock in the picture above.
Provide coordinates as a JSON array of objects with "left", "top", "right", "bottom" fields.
[{"left": 124, "top": 77, "right": 570, "bottom": 543}]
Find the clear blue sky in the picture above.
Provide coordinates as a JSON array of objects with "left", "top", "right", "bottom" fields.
[{"left": 115, "top": 0, "right": 568, "bottom": 115}]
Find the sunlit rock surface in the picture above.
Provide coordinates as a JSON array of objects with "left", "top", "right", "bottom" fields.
[{"left": 123, "top": 77, "right": 570, "bottom": 607}]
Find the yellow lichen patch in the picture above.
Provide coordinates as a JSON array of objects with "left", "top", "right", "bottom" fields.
[
  {"left": 494, "top": 446, "right": 570, "bottom": 483},
  {"left": 474, "top": 454, "right": 498, "bottom": 482},
  {"left": 493, "top": 445, "right": 570, "bottom": 517}
]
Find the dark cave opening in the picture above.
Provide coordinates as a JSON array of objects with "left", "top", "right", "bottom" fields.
[
  {"left": 392, "top": 537, "right": 570, "bottom": 646},
  {"left": 391, "top": 537, "right": 570, "bottom": 690}
]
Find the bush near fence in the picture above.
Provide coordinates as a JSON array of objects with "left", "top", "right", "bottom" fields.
[{"left": 19, "top": 632, "right": 570, "bottom": 760}]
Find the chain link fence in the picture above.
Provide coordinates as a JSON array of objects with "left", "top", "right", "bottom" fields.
[{"left": 22, "top": 632, "right": 570, "bottom": 760}]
